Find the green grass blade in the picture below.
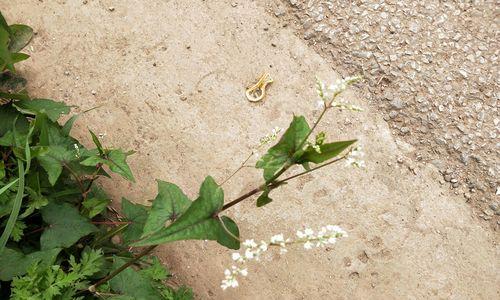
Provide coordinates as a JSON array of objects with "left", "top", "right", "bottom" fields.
[
  {"left": 0, "top": 178, "right": 19, "bottom": 196},
  {"left": 0, "top": 161, "right": 25, "bottom": 256}
]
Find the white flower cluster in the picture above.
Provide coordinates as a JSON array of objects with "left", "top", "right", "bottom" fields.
[
  {"left": 259, "top": 126, "right": 283, "bottom": 146},
  {"left": 296, "top": 225, "right": 348, "bottom": 250},
  {"left": 328, "top": 75, "right": 362, "bottom": 98},
  {"left": 345, "top": 146, "right": 366, "bottom": 168},
  {"left": 221, "top": 225, "right": 347, "bottom": 290},
  {"left": 316, "top": 75, "right": 363, "bottom": 112}
]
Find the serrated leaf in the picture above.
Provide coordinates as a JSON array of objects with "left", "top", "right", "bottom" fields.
[
  {"left": 10, "top": 220, "right": 26, "bottom": 242},
  {"left": 298, "top": 140, "right": 357, "bottom": 164},
  {"left": 121, "top": 198, "right": 149, "bottom": 244},
  {"left": 256, "top": 116, "right": 310, "bottom": 181},
  {"left": 142, "top": 180, "right": 191, "bottom": 237},
  {"left": 40, "top": 202, "right": 98, "bottom": 250},
  {"left": 0, "top": 247, "right": 61, "bottom": 281},
  {"left": 109, "top": 257, "right": 163, "bottom": 299},
  {"left": 8, "top": 24, "right": 33, "bottom": 52},
  {"left": 256, "top": 189, "right": 272, "bottom": 207},
  {"left": 139, "top": 256, "right": 170, "bottom": 281},
  {"left": 14, "top": 98, "right": 71, "bottom": 122},
  {"left": 133, "top": 176, "right": 240, "bottom": 249}
]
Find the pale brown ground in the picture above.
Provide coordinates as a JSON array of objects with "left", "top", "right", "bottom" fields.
[{"left": 2, "top": 1, "right": 499, "bottom": 299}]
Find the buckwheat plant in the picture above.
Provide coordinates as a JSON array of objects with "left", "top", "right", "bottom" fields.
[{"left": 112, "top": 75, "right": 363, "bottom": 293}]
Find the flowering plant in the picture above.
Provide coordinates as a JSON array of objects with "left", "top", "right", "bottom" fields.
[{"left": 0, "top": 9, "right": 365, "bottom": 299}]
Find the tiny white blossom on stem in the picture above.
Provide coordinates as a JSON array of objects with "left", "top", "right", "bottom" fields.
[
  {"left": 221, "top": 225, "right": 347, "bottom": 290},
  {"left": 259, "top": 127, "right": 283, "bottom": 146},
  {"left": 345, "top": 146, "right": 366, "bottom": 168}
]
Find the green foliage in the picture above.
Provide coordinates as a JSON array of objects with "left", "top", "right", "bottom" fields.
[
  {"left": 10, "top": 249, "right": 103, "bottom": 299},
  {"left": 298, "top": 140, "right": 357, "bottom": 164},
  {"left": 39, "top": 202, "right": 98, "bottom": 250},
  {"left": 256, "top": 116, "right": 310, "bottom": 181},
  {"left": 121, "top": 198, "right": 149, "bottom": 243},
  {"left": 142, "top": 180, "right": 191, "bottom": 236},
  {"left": 0, "top": 10, "right": 358, "bottom": 300},
  {"left": 0, "top": 248, "right": 61, "bottom": 281},
  {"left": 133, "top": 176, "right": 240, "bottom": 250}
]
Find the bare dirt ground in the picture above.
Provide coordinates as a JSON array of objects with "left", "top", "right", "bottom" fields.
[{"left": 3, "top": 0, "right": 499, "bottom": 299}]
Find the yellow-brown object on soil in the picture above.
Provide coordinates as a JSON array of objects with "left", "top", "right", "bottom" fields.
[{"left": 245, "top": 73, "right": 273, "bottom": 102}]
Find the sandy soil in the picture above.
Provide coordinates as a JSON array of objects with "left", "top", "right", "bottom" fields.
[{"left": 2, "top": 0, "right": 499, "bottom": 299}]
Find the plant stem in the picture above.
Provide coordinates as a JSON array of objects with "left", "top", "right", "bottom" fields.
[
  {"left": 222, "top": 103, "right": 338, "bottom": 212},
  {"left": 222, "top": 153, "right": 348, "bottom": 211},
  {"left": 88, "top": 245, "right": 156, "bottom": 291},
  {"left": 219, "top": 152, "right": 253, "bottom": 186},
  {"left": 271, "top": 154, "right": 348, "bottom": 187}
]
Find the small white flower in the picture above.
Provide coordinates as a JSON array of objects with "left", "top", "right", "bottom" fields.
[
  {"left": 304, "top": 228, "right": 314, "bottom": 237},
  {"left": 239, "top": 268, "right": 248, "bottom": 276},
  {"left": 279, "top": 247, "right": 288, "bottom": 254},
  {"left": 304, "top": 241, "right": 314, "bottom": 250},
  {"left": 224, "top": 269, "right": 231, "bottom": 276},
  {"left": 259, "top": 127, "right": 283, "bottom": 146},
  {"left": 296, "top": 230, "right": 306, "bottom": 238},
  {"left": 243, "top": 239, "right": 257, "bottom": 248},
  {"left": 270, "top": 234, "right": 284, "bottom": 244},
  {"left": 259, "top": 241, "right": 268, "bottom": 252},
  {"left": 232, "top": 253, "right": 243, "bottom": 262},
  {"left": 244, "top": 248, "right": 255, "bottom": 260}
]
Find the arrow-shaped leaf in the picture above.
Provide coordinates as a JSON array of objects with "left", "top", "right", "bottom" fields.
[
  {"left": 142, "top": 180, "right": 191, "bottom": 236},
  {"left": 298, "top": 140, "right": 357, "bottom": 164},
  {"left": 40, "top": 202, "right": 97, "bottom": 250},
  {"left": 133, "top": 176, "right": 239, "bottom": 249}
]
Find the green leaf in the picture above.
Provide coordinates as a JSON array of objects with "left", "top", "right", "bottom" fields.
[
  {"left": 256, "top": 116, "right": 310, "bottom": 181},
  {"left": 0, "top": 160, "right": 4, "bottom": 180},
  {"left": 14, "top": 98, "right": 71, "bottom": 122},
  {"left": 142, "top": 180, "right": 191, "bottom": 237},
  {"left": 8, "top": 24, "right": 33, "bottom": 52},
  {"left": 40, "top": 202, "right": 98, "bottom": 250},
  {"left": 133, "top": 176, "right": 240, "bottom": 250},
  {"left": 0, "top": 160, "right": 24, "bottom": 256},
  {"left": 0, "top": 26, "right": 13, "bottom": 71},
  {"left": 37, "top": 145, "right": 75, "bottom": 185},
  {"left": 62, "top": 115, "right": 79, "bottom": 136},
  {"left": 298, "top": 140, "right": 357, "bottom": 164},
  {"left": 121, "top": 198, "right": 149, "bottom": 244},
  {"left": 0, "top": 247, "right": 61, "bottom": 281},
  {"left": 0, "top": 12, "right": 12, "bottom": 35},
  {"left": 10, "top": 220, "right": 26, "bottom": 242},
  {"left": 81, "top": 149, "right": 135, "bottom": 182},
  {"left": 109, "top": 257, "right": 163, "bottom": 299},
  {"left": 89, "top": 129, "right": 104, "bottom": 155},
  {"left": 11, "top": 52, "right": 29, "bottom": 64},
  {"left": 256, "top": 189, "right": 272, "bottom": 207},
  {"left": 0, "top": 104, "right": 28, "bottom": 136},
  {"left": 139, "top": 256, "right": 170, "bottom": 281},
  {"left": 82, "top": 197, "right": 110, "bottom": 218},
  {"left": 0, "top": 71, "right": 27, "bottom": 94}
]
